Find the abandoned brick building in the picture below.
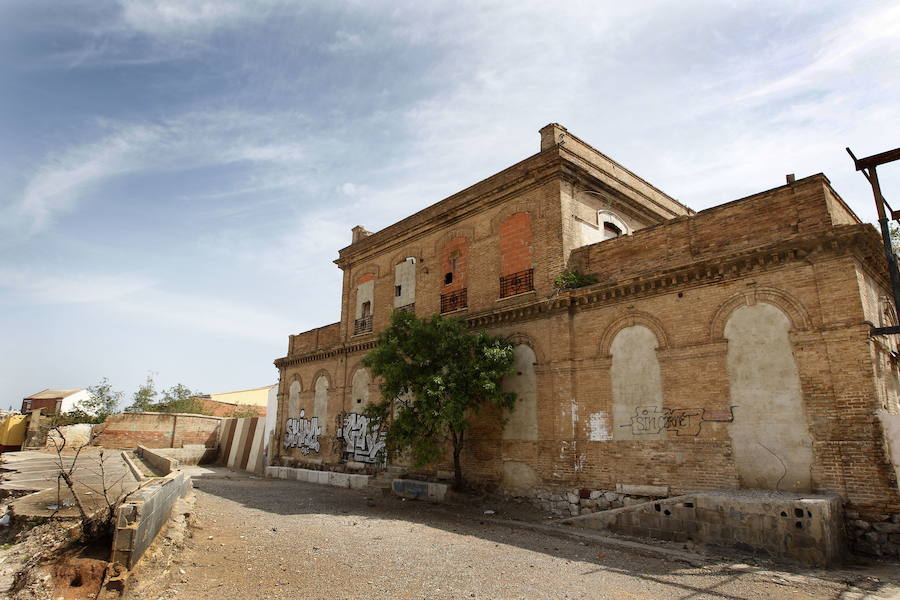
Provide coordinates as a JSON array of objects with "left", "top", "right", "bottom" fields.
[{"left": 273, "top": 124, "right": 900, "bottom": 554}]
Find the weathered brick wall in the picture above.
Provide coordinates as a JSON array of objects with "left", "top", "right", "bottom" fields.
[
  {"left": 273, "top": 127, "right": 900, "bottom": 543},
  {"left": 94, "top": 413, "right": 221, "bottom": 449}
]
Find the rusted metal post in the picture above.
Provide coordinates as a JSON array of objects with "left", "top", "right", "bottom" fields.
[{"left": 848, "top": 146, "right": 900, "bottom": 336}]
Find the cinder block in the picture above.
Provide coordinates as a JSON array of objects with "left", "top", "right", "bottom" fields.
[
  {"left": 316, "top": 471, "right": 330, "bottom": 484},
  {"left": 348, "top": 474, "right": 369, "bottom": 489},
  {"left": 616, "top": 484, "right": 669, "bottom": 497},
  {"left": 329, "top": 472, "right": 350, "bottom": 488},
  {"left": 294, "top": 469, "right": 309, "bottom": 482}
]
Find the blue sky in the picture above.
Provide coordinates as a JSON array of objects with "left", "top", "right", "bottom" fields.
[{"left": 2, "top": 0, "right": 899, "bottom": 410}]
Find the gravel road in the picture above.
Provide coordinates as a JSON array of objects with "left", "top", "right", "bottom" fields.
[{"left": 127, "top": 472, "right": 900, "bottom": 600}]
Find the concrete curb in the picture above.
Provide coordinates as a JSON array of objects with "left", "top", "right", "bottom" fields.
[
  {"left": 487, "top": 517, "right": 710, "bottom": 565},
  {"left": 265, "top": 466, "right": 369, "bottom": 489}
]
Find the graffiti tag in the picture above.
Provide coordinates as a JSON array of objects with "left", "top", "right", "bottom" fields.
[
  {"left": 284, "top": 409, "right": 322, "bottom": 454},
  {"left": 336, "top": 412, "right": 385, "bottom": 463},
  {"left": 621, "top": 406, "right": 735, "bottom": 436}
]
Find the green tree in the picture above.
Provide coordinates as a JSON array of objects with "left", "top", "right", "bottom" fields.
[
  {"left": 154, "top": 383, "right": 206, "bottom": 414},
  {"left": 69, "top": 377, "right": 122, "bottom": 423},
  {"left": 126, "top": 373, "right": 158, "bottom": 413},
  {"left": 362, "top": 310, "right": 517, "bottom": 490}
]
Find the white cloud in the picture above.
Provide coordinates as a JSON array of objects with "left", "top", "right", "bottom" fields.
[
  {"left": 0, "top": 267, "right": 292, "bottom": 343},
  {"left": 8, "top": 110, "right": 312, "bottom": 235},
  {"left": 115, "top": 0, "right": 276, "bottom": 38}
]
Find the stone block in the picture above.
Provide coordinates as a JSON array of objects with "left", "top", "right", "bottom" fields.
[
  {"left": 265, "top": 466, "right": 278, "bottom": 478},
  {"left": 348, "top": 474, "right": 369, "bottom": 489},
  {"left": 589, "top": 490, "right": 604, "bottom": 500},
  {"left": 329, "top": 472, "right": 351, "bottom": 488},
  {"left": 616, "top": 484, "right": 669, "bottom": 497},
  {"left": 316, "top": 471, "right": 330, "bottom": 484},
  {"left": 566, "top": 492, "right": 579, "bottom": 504}
]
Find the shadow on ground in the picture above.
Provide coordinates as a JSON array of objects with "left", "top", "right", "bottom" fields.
[{"left": 188, "top": 469, "right": 899, "bottom": 600}]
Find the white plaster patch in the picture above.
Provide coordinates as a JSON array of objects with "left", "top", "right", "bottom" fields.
[{"left": 588, "top": 412, "right": 612, "bottom": 441}]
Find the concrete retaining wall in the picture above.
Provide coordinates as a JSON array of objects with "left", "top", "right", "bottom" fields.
[
  {"left": 111, "top": 471, "right": 192, "bottom": 568},
  {"left": 265, "top": 466, "right": 368, "bottom": 489},
  {"left": 136, "top": 446, "right": 179, "bottom": 474},
  {"left": 564, "top": 489, "right": 844, "bottom": 567}
]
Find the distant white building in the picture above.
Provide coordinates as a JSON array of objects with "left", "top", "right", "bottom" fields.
[{"left": 21, "top": 389, "right": 91, "bottom": 415}]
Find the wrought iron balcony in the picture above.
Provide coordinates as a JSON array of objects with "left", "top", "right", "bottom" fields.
[
  {"left": 395, "top": 303, "right": 416, "bottom": 314},
  {"left": 499, "top": 268, "right": 534, "bottom": 298},
  {"left": 440, "top": 289, "right": 467, "bottom": 313},
  {"left": 354, "top": 315, "right": 373, "bottom": 335}
]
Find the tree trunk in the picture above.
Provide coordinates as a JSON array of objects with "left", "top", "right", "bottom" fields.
[{"left": 451, "top": 429, "right": 464, "bottom": 491}]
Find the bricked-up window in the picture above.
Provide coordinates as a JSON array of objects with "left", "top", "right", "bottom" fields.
[
  {"left": 440, "top": 237, "right": 468, "bottom": 312},
  {"left": 354, "top": 273, "right": 375, "bottom": 335},
  {"left": 499, "top": 212, "right": 534, "bottom": 297}
]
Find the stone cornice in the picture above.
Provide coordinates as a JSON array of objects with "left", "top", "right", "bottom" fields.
[
  {"left": 275, "top": 225, "right": 884, "bottom": 369},
  {"left": 334, "top": 154, "right": 563, "bottom": 269}
]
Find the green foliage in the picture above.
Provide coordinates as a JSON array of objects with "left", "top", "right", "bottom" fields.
[
  {"left": 362, "top": 310, "right": 517, "bottom": 489},
  {"left": 126, "top": 373, "right": 158, "bottom": 413},
  {"left": 226, "top": 406, "right": 261, "bottom": 419},
  {"left": 67, "top": 378, "right": 122, "bottom": 423},
  {"left": 151, "top": 384, "right": 207, "bottom": 414},
  {"left": 553, "top": 269, "right": 598, "bottom": 290}
]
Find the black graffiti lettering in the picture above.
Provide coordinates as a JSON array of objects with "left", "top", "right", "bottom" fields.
[{"left": 622, "top": 406, "right": 734, "bottom": 436}]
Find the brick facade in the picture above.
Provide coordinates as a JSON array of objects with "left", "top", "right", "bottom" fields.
[{"left": 273, "top": 124, "right": 900, "bottom": 553}]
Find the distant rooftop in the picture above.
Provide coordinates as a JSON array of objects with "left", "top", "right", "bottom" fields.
[{"left": 24, "top": 389, "right": 84, "bottom": 400}]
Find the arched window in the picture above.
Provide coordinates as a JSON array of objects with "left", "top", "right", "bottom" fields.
[
  {"left": 313, "top": 375, "right": 329, "bottom": 432},
  {"left": 351, "top": 368, "right": 372, "bottom": 411},
  {"left": 610, "top": 325, "right": 664, "bottom": 440},
  {"left": 499, "top": 213, "right": 534, "bottom": 298},
  {"left": 502, "top": 344, "right": 538, "bottom": 440},
  {"left": 394, "top": 257, "right": 416, "bottom": 311},
  {"left": 354, "top": 273, "right": 374, "bottom": 334},
  {"left": 287, "top": 380, "right": 301, "bottom": 419},
  {"left": 725, "top": 303, "right": 812, "bottom": 491},
  {"left": 440, "top": 238, "right": 468, "bottom": 313}
]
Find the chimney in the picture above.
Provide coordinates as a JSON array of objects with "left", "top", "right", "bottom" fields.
[
  {"left": 351, "top": 225, "right": 372, "bottom": 244},
  {"left": 539, "top": 123, "right": 568, "bottom": 151},
  {"left": 786, "top": 173, "right": 796, "bottom": 184}
]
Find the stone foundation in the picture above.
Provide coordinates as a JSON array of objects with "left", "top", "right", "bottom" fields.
[
  {"left": 527, "top": 487, "right": 663, "bottom": 517},
  {"left": 845, "top": 510, "right": 900, "bottom": 558}
]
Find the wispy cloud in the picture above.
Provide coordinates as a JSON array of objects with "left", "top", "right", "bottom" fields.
[
  {"left": 6, "top": 110, "right": 313, "bottom": 236},
  {"left": 0, "top": 267, "right": 292, "bottom": 343}
]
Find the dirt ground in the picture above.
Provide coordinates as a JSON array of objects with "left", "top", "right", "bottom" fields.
[{"left": 124, "top": 471, "right": 900, "bottom": 600}]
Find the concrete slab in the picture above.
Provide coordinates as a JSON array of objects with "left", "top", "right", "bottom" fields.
[{"left": 2, "top": 449, "right": 140, "bottom": 519}]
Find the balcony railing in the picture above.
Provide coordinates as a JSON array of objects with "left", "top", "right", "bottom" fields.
[
  {"left": 440, "top": 289, "right": 468, "bottom": 313},
  {"left": 395, "top": 303, "right": 416, "bottom": 314},
  {"left": 499, "top": 268, "right": 534, "bottom": 298},
  {"left": 354, "top": 315, "right": 373, "bottom": 335}
]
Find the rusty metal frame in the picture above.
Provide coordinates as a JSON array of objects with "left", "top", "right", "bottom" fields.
[{"left": 847, "top": 145, "right": 900, "bottom": 336}]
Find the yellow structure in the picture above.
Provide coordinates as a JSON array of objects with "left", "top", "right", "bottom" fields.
[{"left": 0, "top": 414, "right": 27, "bottom": 448}]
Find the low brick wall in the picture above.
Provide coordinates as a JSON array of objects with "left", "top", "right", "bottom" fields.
[
  {"left": 94, "top": 413, "right": 221, "bottom": 449},
  {"left": 110, "top": 471, "right": 192, "bottom": 568},
  {"left": 564, "top": 489, "right": 844, "bottom": 567}
]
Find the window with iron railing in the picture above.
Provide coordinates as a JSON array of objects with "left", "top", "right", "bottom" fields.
[
  {"left": 499, "top": 268, "right": 534, "bottom": 298},
  {"left": 395, "top": 303, "right": 415, "bottom": 314},
  {"left": 440, "top": 289, "right": 467, "bottom": 313},
  {"left": 354, "top": 314, "right": 373, "bottom": 335}
]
